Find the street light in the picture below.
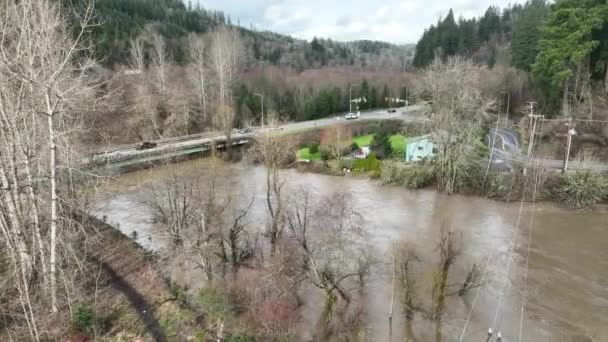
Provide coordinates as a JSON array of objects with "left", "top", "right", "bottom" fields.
[{"left": 254, "top": 93, "right": 264, "bottom": 126}]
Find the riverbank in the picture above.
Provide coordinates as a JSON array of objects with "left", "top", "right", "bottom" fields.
[
  {"left": 0, "top": 215, "right": 204, "bottom": 341},
  {"left": 295, "top": 158, "right": 608, "bottom": 209}
]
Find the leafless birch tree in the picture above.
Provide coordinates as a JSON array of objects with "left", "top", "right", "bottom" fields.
[
  {"left": 150, "top": 30, "right": 170, "bottom": 99},
  {"left": 187, "top": 33, "right": 209, "bottom": 121},
  {"left": 0, "top": 0, "right": 100, "bottom": 338},
  {"left": 209, "top": 26, "right": 245, "bottom": 107}
]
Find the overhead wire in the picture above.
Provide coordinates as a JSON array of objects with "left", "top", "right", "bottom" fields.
[{"left": 518, "top": 119, "right": 544, "bottom": 341}]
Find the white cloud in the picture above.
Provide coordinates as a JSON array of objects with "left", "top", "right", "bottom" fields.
[{"left": 195, "top": 0, "right": 526, "bottom": 43}]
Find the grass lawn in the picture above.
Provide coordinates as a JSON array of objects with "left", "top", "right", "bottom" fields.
[
  {"left": 297, "top": 147, "right": 321, "bottom": 161},
  {"left": 353, "top": 134, "right": 406, "bottom": 151}
]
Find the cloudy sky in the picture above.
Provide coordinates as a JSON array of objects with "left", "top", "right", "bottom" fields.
[{"left": 194, "top": 0, "right": 525, "bottom": 44}]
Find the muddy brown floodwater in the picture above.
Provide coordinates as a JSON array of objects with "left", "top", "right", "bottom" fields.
[{"left": 92, "top": 158, "right": 608, "bottom": 342}]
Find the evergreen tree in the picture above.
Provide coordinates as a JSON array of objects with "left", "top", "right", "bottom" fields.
[
  {"left": 512, "top": 0, "right": 548, "bottom": 71},
  {"left": 533, "top": 0, "right": 607, "bottom": 110},
  {"left": 371, "top": 130, "right": 393, "bottom": 159},
  {"left": 359, "top": 80, "right": 370, "bottom": 110},
  {"left": 440, "top": 9, "right": 460, "bottom": 56},
  {"left": 370, "top": 87, "right": 378, "bottom": 109},
  {"left": 478, "top": 6, "right": 501, "bottom": 42},
  {"left": 382, "top": 85, "right": 390, "bottom": 108}
]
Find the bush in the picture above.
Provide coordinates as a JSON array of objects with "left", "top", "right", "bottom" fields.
[
  {"left": 339, "top": 157, "right": 355, "bottom": 170},
  {"left": 72, "top": 304, "right": 96, "bottom": 334},
  {"left": 554, "top": 168, "right": 608, "bottom": 209},
  {"left": 225, "top": 332, "right": 258, "bottom": 342},
  {"left": 381, "top": 161, "right": 435, "bottom": 189},
  {"left": 319, "top": 147, "right": 330, "bottom": 161},
  {"left": 354, "top": 153, "right": 380, "bottom": 172},
  {"left": 349, "top": 142, "right": 360, "bottom": 151},
  {"left": 309, "top": 143, "right": 319, "bottom": 154},
  {"left": 199, "top": 287, "right": 234, "bottom": 322}
]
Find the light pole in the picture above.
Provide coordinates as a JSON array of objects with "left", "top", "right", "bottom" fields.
[{"left": 254, "top": 93, "right": 264, "bottom": 126}]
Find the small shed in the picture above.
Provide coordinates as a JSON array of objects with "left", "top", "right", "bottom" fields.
[
  {"left": 353, "top": 146, "right": 371, "bottom": 159},
  {"left": 405, "top": 135, "right": 436, "bottom": 162}
]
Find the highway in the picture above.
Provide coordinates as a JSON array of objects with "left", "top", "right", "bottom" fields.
[
  {"left": 87, "top": 105, "right": 428, "bottom": 166},
  {"left": 486, "top": 127, "right": 608, "bottom": 172}
]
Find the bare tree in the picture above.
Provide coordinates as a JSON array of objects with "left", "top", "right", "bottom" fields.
[
  {"left": 393, "top": 241, "right": 421, "bottom": 320},
  {"left": 187, "top": 33, "right": 209, "bottom": 121},
  {"left": 129, "top": 36, "right": 145, "bottom": 72},
  {"left": 251, "top": 135, "right": 296, "bottom": 254},
  {"left": 149, "top": 29, "right": 170, "bottom": 98},
  {"left": 213, "top": 104, "right": 236, "bottom": 158},
  {"left": 209, "top": 26, "right": 245, "bottom": 107},
  {"left": 421, "top": 56, "right": 490, "bottom": 194},
  {"left": 430, "top": 229, "right": 462, "bottom": 319},
  {"left": 286, "top": 190, "right": 372, "bottom": 334},
  {"left": 321, "top": 126, "right": 353, "bottom": 166},
  {"left": 0, "top": 0, "right": 101, "bottom": 337}
]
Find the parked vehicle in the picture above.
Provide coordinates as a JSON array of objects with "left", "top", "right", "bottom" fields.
[
  {"left": 237, "top": 127, "right": 253, "bottom": 134},
  {"left": 136, "top": 141, "right": 157, "bottom": 150},
  {"left": 388, "top": 109, "right": 397, "bottom": 113},
  {"left": 345, "top": 112, "right": 359, "bottom": 120}
]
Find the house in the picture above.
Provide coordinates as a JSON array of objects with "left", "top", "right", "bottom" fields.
[
  {"left": 405, "top": 135, "right": 436, "bottom": 162},
  {"left": 353, "top": 146, "right": 371, "bottom": 159}
]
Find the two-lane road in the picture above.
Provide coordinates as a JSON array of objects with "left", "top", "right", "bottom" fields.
[{"left": 88, "top": 105, "right": 428, "bottom": 165}]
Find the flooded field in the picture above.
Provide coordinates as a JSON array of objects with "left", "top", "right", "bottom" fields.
[{"left": 92, "top": 158, "right": 608, "bottom": 341}]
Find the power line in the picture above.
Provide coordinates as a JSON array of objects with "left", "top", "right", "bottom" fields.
[
  {"left": 518, "top": 119, "right": 544, "bottom": 342},
  {"left": 490, "top": 119, "right": 545, "bottom": 339},
  {"left": 459, "top": 162, "right": 520, "bottom": 341}
]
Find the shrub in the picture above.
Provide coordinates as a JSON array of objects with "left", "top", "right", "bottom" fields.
[
  {"left": 339, "top": 157, "right": 355, "bottom": 170},
  {"left": 354, "top": 153, "right": 380, "bottom": 172},
  {"left": 349, "top": 142, "right": 360, "bottom": 151},
  {"left": 72, "top": 304, "right": 96, "bottom": 334},
  {"left": 381, "top": 161, "right": 435, "bottom": 189},
  {"left": 555, "top": 168, "right": 608, "bottom": 209},
  {"left": 309, "top": 143, "right": 319, "bottom": 154},
  {"left": 225, "top": 332, "right": 258, "bottom": 342},
  {"left": 199, "top": 287, "right": 234, "bottom": 322},
  {"left": 319, "top": 147, "right": 330, "bottom": 161}
]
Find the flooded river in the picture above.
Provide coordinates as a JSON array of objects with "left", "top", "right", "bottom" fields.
[{"left": 92, "top": 158, "right": 608, "bottom": 342}]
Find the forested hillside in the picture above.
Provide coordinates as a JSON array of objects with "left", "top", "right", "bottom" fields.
[
  {"left": 413, "top": 0, "right": 608, "bottom": 115},
  {"left": 64, "top": 0, "right": 412, "bottom": 69}
]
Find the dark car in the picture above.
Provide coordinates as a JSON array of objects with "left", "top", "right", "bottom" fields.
[
  {"left": 136, "top": 141, "right": 157, "bottom": 150},
  {"left": 237, "top": 127, "right": 254, "bottom": 134},
  {"left": 388, "top": 109, "right": 397, "bottom": 113}
]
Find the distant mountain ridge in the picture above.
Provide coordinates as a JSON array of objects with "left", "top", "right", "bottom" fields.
[{"left": 64, "top": 0, "right": 413, "bottom": 69}]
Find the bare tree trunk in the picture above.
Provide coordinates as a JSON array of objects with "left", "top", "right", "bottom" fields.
[{"left": 45, "top": 93, "right": 59, "bottom": 313}]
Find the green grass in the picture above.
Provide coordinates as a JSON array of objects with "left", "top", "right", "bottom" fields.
[
  {"left": 297, "top": 147, "right": 321, "bottom": 161},
  {"left": 353, "top": 134, "right": 375, "bottom": 148},
  {"left": 353, "top": 134, "right": 406, "bottom": 151}
]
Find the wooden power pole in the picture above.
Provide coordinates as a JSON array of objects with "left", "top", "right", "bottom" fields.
[
  {"left": 524, "top": 102, "right": 543, "bottom": 176},
  {"left": 562, "top": 118, "right": 576, "bottom": 173}
]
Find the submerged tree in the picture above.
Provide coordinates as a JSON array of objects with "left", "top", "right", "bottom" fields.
[
  {"left": 286, "top": 190, "right": 373, "bottom": 338},
  {"left": 251, "top": 134, "right": 296, "bottom": 254}
]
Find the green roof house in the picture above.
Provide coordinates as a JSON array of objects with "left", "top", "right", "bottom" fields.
[{"left": 405, "top": 135, "right": 436, "bottom": 162}]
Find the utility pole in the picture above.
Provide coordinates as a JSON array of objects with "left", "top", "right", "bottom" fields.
[
  {"left": 524, "top": 101, "right": 542, "bottom": 176},
  {"left": 254, "top": 93, "right": 264, "bottom": 126},
  {"left": 562, "top": 117, "right": 576, "bottom": 173}
]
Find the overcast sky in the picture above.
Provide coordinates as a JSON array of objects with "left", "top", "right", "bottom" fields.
[{"left": 194, "top": 0, "right": 526, "bottom": 44}]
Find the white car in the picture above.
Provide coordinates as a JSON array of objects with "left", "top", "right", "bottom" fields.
[{"left": 345, "top": 112, "right": 359, "bottom": 120}]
